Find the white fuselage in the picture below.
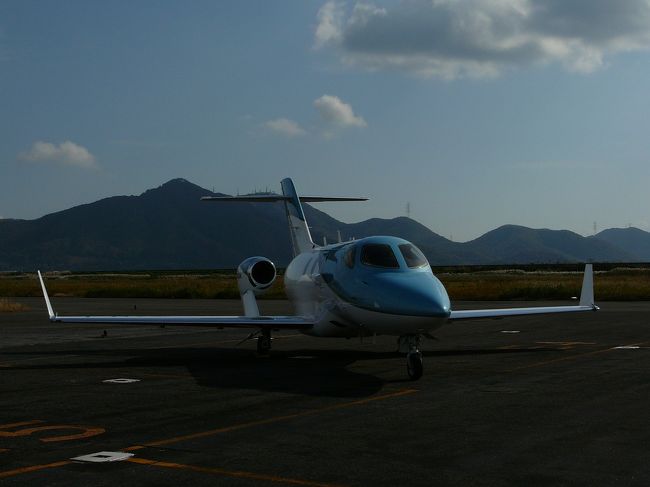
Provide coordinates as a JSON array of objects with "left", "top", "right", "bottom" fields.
[{"left": 283, "top": 244, "right": 449, "bottom": 338}]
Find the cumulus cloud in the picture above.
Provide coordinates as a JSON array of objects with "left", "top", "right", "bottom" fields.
[
  {"left": 19, "top": 141, "right": 97, "bottom": 168},
  {"left": 313, "top": 94, "right": 367, "bottom": 128},
  {"left": 315, "top": 1, "right": 345, "bottom": 48},
  {"left": 263, "top": 118, "right": 307, "bottom": 137},
  {"left": 314, "top": 0, "right": 650, "bottom": 79}
]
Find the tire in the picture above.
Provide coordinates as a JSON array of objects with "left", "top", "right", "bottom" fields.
[
  {"left": 257, "top": 335, "right": 271, "bottom": 354},
  {"left": 407, "top": 352, "right": 423, "bottom": 380}
]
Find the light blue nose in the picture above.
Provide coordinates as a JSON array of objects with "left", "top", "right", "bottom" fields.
[{"left": 366, "top": 272, "right": 451, "bottom": 317}]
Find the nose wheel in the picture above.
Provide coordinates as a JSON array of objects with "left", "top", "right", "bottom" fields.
[
  {"left": 399, "top": 335, "right": 424, "bottom": 380},
  {"left": 406, "top": 351, "right": 423, "bottom": 380}
]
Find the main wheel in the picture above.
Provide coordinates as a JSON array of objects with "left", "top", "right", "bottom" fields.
[
  {"left": 257, "top": 333, "right": 271, "bottom": 354},
  {"left": 406, "top": 351, "right": 423, "bottom": 380}
]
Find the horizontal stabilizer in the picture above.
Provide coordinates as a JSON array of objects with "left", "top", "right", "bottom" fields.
[{"left": 201, "top": 195, "right": 368, "bottom": 202}]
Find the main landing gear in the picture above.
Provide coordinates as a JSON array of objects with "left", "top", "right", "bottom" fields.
[
  {"left": 399, "top": 335, "right": 423, "bottom": 380},
  {"left": 257, "top": 329, "right": 272, "bottom": 355}
]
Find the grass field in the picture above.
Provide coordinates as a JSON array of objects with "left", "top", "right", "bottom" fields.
[
  {"left": 1, "top": 266, "right": 649, "bottom": 302},
  {"left": 0, "top": 298, "right": 29, "bottom": 312}
]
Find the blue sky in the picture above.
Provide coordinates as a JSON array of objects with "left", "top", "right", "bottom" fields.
[{"left": 2, "top": 1, "right": 650, "bottom": 241}]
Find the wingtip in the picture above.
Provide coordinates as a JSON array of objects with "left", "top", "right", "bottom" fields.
[
  {"left": 579, "top": 263, "right": 595, "bottom": 308},
  {"left": 37, "top": 270, "right": 56, "bottom": 320}
]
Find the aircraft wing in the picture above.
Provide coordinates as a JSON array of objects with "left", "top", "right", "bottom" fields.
[
  {"left": 448, "top": 264, "right": 598, "bottom": 321},
  {"left": 37, "top": 272, "right": 313, "bottom": 329}
]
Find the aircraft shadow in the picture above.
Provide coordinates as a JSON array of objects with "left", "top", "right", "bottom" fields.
[{"left": 3, "top": 345, "right": 559, "bottom": 398}]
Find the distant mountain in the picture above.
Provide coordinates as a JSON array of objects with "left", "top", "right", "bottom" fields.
[
  {"left": 0, "top": 179, "right": 646, "bottom": 271},
  {"left": 595, "top": 227, "right": 650, "bottom": 261},
  {"left": 0, "top": 179, "right": 293, "bottom": 270},
  {"left": 464, "top": 225, "right": 634, "bottom": 264}
]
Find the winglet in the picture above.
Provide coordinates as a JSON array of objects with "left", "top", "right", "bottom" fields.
[
  {"left": 37, "top": 271, "right": 56, "bottom": 320},
  {"left": 579, "top": 264, "right": 595, "bottom": 308}
]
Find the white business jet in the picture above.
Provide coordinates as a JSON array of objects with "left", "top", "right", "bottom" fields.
[{"left": 38, "top": 178, "right": 598, "bottom": 379}]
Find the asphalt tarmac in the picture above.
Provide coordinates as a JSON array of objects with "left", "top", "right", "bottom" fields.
[{"left": 1, "top": 297, "right": 649, "bottom": 486}]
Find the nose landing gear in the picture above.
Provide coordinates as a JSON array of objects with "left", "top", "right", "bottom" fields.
[
  {"left": 399, "top": 335, "right": 424, "bottom": 380},
  {"left": 406, "top": 351, "right": 423, "bottom": 380}
]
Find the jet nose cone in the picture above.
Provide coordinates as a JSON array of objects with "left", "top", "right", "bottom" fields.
[{"left": 371, "top": 272, "right": 451, "bottom": 318}]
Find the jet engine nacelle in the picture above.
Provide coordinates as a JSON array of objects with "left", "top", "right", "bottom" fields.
[{"left": 237, "top": 256, "right": 277, "bottom": 296}]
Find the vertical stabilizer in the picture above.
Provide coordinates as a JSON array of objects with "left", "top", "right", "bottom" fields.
[{"left": 281, "top": 178, "right": 315, "bottom": 256}]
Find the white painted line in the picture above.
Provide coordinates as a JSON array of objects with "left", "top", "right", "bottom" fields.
[
  {"left": 614, "top": 346, "right": 640, "bottom": 350},
  {"left": 500, "top": 330, "right": 520, "bottom": 334},
  {"left": 72, "top": 451, "right": 134, "bottom": 463},
  {"left": 102, "top": 378, "right": 141, "bottom": 384}
]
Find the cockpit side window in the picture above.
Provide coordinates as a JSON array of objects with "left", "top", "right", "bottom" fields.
[
  {"left": 360, "top": 244, "right": 400, "bottom": 269},
  {"left": 344, "top": 246, "right": 356, "bottom": 268},
  {"left": 399, "top": 243, "right": 428, "bottom": 268}
]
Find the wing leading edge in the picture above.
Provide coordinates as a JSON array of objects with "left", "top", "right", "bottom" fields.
[
  {"left": 448, "top": 264, "right": 598, "bottom": 321},
  {"left": 37, "top": 271, "right": 313, "bottom": 329}
]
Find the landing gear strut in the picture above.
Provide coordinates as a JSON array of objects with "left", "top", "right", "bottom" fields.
[
  {"left": 399, "top": 335, "right": 423, "bottom": 380},
  {"left": 257, "top": 329, "right": 272, "bottom": 355}
]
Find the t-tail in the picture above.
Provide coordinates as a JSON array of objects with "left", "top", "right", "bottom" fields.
[
  {"left": 280, "top": 178, "right": 314, "bottom": 255},
  {"left": 201, "top": 178, "right": 367, "bottom": 257}
]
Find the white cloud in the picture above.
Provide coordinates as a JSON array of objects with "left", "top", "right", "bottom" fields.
[
  {"left": 315, "top": 0, "right": 650, "bottom": 79},
  {"left": 263, "top": 118, "right": 307, "bottom": 137},
  {"left": 19, "top": 141, "right": 97, "bottom": 168},
  {"left": 315, "top": 1, "right": 345, "bottom": 48},
  {"left": 313, "top": 94, "right": 366, "bottom": 128}
]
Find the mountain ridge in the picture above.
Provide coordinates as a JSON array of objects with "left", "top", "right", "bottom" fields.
[{"left": 0, "top": 179, "right": 647, "bottom": 270}]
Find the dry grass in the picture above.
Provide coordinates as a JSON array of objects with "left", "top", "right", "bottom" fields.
[
  {"left": 439, "top": 270, "right": 650, "bottom": 301},
  {"left": 0, "top": 267, "right": 648, "bottom": 301},
  {"left": 0, "top": 298, "right": 28, "bottom": 312},
  {"left": 0, "top": 272, "right": 284, "bottom": 300}
]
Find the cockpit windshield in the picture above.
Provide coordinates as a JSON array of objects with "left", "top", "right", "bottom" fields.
[
  {"left": 360, "top": 244, "right": 400, "bottom": 269},
  {"left": 398, "top": 243, "right": 428, "bottom": 268}
]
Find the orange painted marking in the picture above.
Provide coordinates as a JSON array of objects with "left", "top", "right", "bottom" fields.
[
  {"left": 134, "top": 388, "right": 418, "bottom": 449},
  {"left": 127, "top": 457, "right": 346, "bottom": 487},
  {"left": 0, "top": 423, "right": 104, "bottom": 442},
  {"left": 0, "top": 448, "right": 9, "bottom": 453},
  {"left": 38, "top": 426, "right": 106, "bottom": 443},
  {"left": 123, "top": 445, "right": 145, "bottom": 452},
  {"left": 0, "top": 461, "right": 72, "bottom": 479},
  {"left": 1, "top": 388, "right": 415, "bottom": 480},
  {"left": 0, "top": 420, "right": 44, "bottom": 432}
]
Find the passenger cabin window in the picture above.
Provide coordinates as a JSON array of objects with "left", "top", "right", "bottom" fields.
[
  {"left": 399, "top": 243, "right": 428, "bottom": 268},
  {"left": 344, "top": 246, "right": 356, "bottom": 268},
  {"left": 360, "top": 244, "right": 400, "bottom": 269}
]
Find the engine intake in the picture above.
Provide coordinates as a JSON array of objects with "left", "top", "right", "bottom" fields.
[{"left": 237, "top": 256, "right": 277, "bottom": 296}]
